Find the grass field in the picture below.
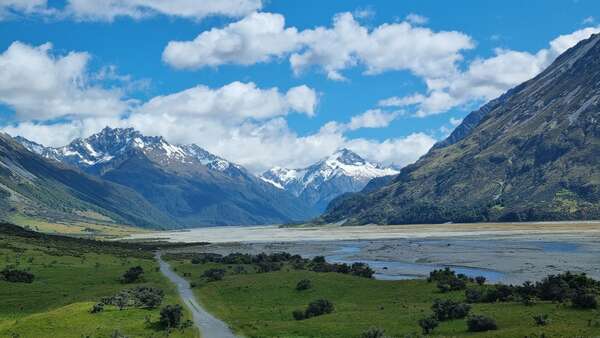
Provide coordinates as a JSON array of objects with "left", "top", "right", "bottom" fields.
[
  {"left": 166, "top": 256, "right": 600, "bottom": 338},
  {"left": 0, "top": 224, "right": 198, "bottom": 338}
]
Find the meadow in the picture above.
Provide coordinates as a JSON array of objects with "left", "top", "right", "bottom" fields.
[
  {"left": 166, "top": 252, "right": 600, "bottom": 338},
  {"left": 0, "top": 223, "right": 198, "bottom": 338}
]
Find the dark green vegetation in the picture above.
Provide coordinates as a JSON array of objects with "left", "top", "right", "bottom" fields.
[
  {"left": 0, "top": 133, "right": 176, "bottom": 230},
  {"left": 166, "top": 251, "right": 600, "bottom": 337},
  {"left": 0, "top": 223, "right": 197, "bottom": 337},
  {"left": 322, "top": 34, "right": 600, "bottom": 225}
]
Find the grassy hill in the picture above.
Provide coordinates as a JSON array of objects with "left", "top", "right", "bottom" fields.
[
  {"left": 0, "top": 223, "right": 198, "bottom": 338},
  {"left": 164, "top": 252, "right": 600, "bottom": 338}
]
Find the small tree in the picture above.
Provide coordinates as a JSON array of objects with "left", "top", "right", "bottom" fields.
[
  {"left": 571, "top": 291, "right": 598, "bottom": 309},
  {"left": 121, "top": 266, "right": 143, "bottom": 284},
  {"left": 467, "top": 315, "right": 498, "bottom": 332},
  {"left": 475, "top": 276, "right": 486, "bottom": 285},
  {"left": 418, "top": 316, "right": 439, "bottom": 334},
  {"left": 202, "top": 268, "right": 225, "bottom": 282},
  {"left": 360, "top": 327, "right": 386, "bottom": 338},
  {"left": 292, "top": 310, "right": 305, "bottom": 320},
  {"left": 296, "top": 279, "right": 312, "bottom": 291},
  {"left": 160, "top": 304, "right": 183, "bottom": 328},
  {"left": 431, "top": 299, "right": 470, "bottom": 321}
]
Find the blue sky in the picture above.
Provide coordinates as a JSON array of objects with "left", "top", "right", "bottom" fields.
[{"left": 0, "top": 0, "right": 598, "bottom": 172}]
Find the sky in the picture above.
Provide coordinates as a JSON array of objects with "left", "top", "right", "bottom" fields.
[{"left": 0, "top": 0, "right": 599, "bottom": 173}]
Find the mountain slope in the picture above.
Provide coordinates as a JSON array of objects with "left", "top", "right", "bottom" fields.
[
  {"left": 19, "top": 128, "right": 317, "bottom": 226},
  {"left": 260, "top": 149, "right": 398, "bottom": 211},
  {"left": 0, "top": 133, "right": 177, "bottom": 229},
  {"left": 321, "top": 33, "right": 600, "bottom": 225}
]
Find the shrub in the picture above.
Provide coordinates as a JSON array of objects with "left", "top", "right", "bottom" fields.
[
  {"left": 202, "top": 268, "right": 225, "bottom": 281},
  {"left": 475, "top": 276, "right": 486, "bottom": 285},
  {"left": 296, "top": 279, "right": 312, "bottom": 291},
  {"left": 465, "top": 288, "right": 483, "bottom": 303},
  {"left": 495, "top": 284, "right": 513, "bottom": 301},
  {"left": 90, "top": 303, "right": 104, "bottom": 314},
  {"left": 571, "top": 291, "right": 598, "bottom": 309},
  {"left": 292, "top": 309, "right": 305, "bottom": 320},
  {"left": 159, "top": 305, "right": 183, "bottom": 328},
  {"left": 418, "top": 316, "right": 439, "bottom": 334},
  {"left": 467, "top": 315, "right": 498, "bottom": 332},
  {"left": 351, "top": 263, "right": 375, "bottom": 278},
  {"left": 101, "top": 286, "right": 164, "bottom": 310},
  {"left": 0, "top": 268, "right": 34, "bottom": 283},
  {"left": 360, "top": 327, "right": 386, "bottom": 338},
  {"left": 121, "top": 266, "right": 143, "bottom": 284},
  {"left": 431, "top": 299, "right": 471, "bottom": 321},
  {"left": 533, "top": 314, "right": 550, "bottom": 326}
]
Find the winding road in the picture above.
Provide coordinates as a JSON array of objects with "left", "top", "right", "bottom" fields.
[{"left": 156, "top": 252, "right": 237, "bottom": 338}]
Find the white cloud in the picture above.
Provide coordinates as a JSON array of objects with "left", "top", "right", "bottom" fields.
[
  {"left": 583, "top": 16, "right": 595, "bottom": 25},
  {"left": 405, "top": 13, "right": 428, "bottom": 25},
  {"left": 136, "top": 81, "right": 317, "bottom": 122},
  {"left": 379, "top": 26, "right": 600, "bottom": 117},
  {"left": 163, "top": 11, "right": 474, "bottom": 81},
  {"left": 346, "top": 132, "right": 436, "bottom": 167},
  {"left": 163, "top": 12, "right": 300, "bottom": 69},
  {"left": 0, "top": 41, "right": 129, "bottom": 121},
  {"left": 347, "top": 109, "right": 398, "bottom": 130},
  {"left": 0, "top": 0, "right": 262, "bottom": 21},
  {"left": 449, "top": 117, "right": 463, "bottom": 126}
]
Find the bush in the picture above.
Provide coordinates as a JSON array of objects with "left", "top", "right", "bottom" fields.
[
  {"left": 465, "top": 288, "right": 483, "bottom": 303},
  {"left": 101, "top": 286, "right": 164, "bottom": 310},
  {"left": 571, "top": 291, "right": 598, "bottom": 309},
  {"left": 418, "top": 316, "right": 439, "bottom": 334},
  {"left": 121, "top": 266, "right": 143, "bottom": 284},
  {"left": 159, "top": 304, "right": 183, "bottom": 328},
  {"left": 360, "top": 327, "right": 386, "bottom": 338},
  {"left": 533, "top": 314, "right": 550, "bottom": 326},
  {"left": 90, "top": 303, "right": 104, "bottom": 314},
  {"left": 431, "top": 299, "right": 470, "bottom": 321},
  {"left": 0, "top": 268, "right": 34, "bottom": 283},
  {"left": 351, "top": 263, "right": 375, "bottom": 278},
  {"left": 202, "top": 268, "right": 225, "bottom": 281},
  {"left": 294, "top": 299, "right": 334, "bottom": 320},
  {"left": 467, "top": 315, "right": 498, "bottom": 332},
  {"left": 475, "top": 276, "right": 486, "bottom": 285},
  {"left": 296, "top": 279, "right": 312, "bottom": 291},
  {"left": 292, "top": 309, "right": 305, "bottom": 320}
]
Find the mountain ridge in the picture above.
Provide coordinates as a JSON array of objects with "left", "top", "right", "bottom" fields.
[
  {"left": 320, "top": 33, "right": 600, "bottom": 225},
  {"left": 260, "top": 148, "right": 398, "bottom": 211}
]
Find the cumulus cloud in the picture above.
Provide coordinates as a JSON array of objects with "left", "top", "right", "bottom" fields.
[
  {"left": 163, "top": 12, "right": 300, "bottom": 69},
  {"left": 346, "top": 109, "right": 398, "bottom": 130},
  {"left": 163, "top": 11, "right": 474, "bottom": 81},
  {"left": 0, "top": 0, "right": 262, "bottom": 21},
  {"left": 379, "top": 26, "right": 600, "bottom": 117},
  {"left": 0, "top": 41, "right": 129, "bottom": 121}
]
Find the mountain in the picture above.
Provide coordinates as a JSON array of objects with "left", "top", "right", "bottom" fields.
[
  {"left": 18, "top": 127, "right": 317, "bottom": 226},
  {"left": 0, "top": 133, "right": 176, "bottom": 229},
  {"left": 320, "top": 33, "right": 600, "bottom": 225},
  {"left": 260, "top": 149, "right": 398, "bottom": 211}
]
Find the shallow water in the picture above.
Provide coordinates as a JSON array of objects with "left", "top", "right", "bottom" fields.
[{"left": 326, "top": 245, "right": 506, "bottom": 282}]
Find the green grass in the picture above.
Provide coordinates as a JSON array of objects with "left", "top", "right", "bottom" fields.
[
  {"left": 0, "top": 226, "right": 199, "bottom": 338},
  {"left": 167, "top": 259, "right": 600, "bottom": 338}
]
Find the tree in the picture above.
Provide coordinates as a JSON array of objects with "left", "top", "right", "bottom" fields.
[
  {"left": 467, "top": 315, "right": 498, "bottom": 332},
  {"left": 121, "top": 266, "right": 143, "bottom": 284},
  {"left": 296, "top": 279, "right": 312, "bottom": 291},
  {"left": 431, "top": 299, "right": 470, "bottom": 321},
  {"left": 418, "top": 316, "right": 439, "bottom": 334},
  {"left": 571, "top": 291, "right": 598, "bottom": 309},
  {"left": 295, "top": 299, "right": 334, "bottom": 320},
  {"left": 160, "top": 304, "right": 183, "bottom": 328},
  {"left": 202, "top": 268, "right": 225, "bottom": 281},
  {"left": 292, "top": 310, "right": 305, "bottom": 320},
  {"left": 475, "top": 276, "right": 486, "bottom": 285}
]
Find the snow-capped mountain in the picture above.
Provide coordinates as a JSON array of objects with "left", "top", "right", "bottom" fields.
[
  {"left": 16, "top": 127, "right": 318, "bottom": 226},
  {"left": 16, "top": 127, "right": 240, "bottom": 175},
  {"left": 260, "top": 149, "right": 399, "bottom": 211}
]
